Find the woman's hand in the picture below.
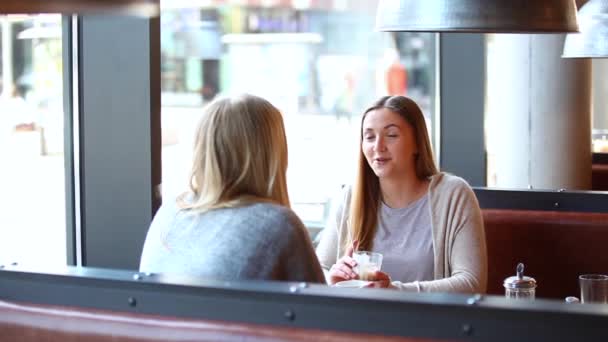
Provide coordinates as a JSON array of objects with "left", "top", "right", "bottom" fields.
[
  {"left": 328, "top": 241, "right": 359, "bottom": 285},
  {"left": 328, "top": 255, "right": 358, "bottom": 285},
  {"left": 364, "top": 271, "right": 394, "bottom": 289}
]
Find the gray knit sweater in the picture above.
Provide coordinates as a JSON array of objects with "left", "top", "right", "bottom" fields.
[{"left": 139, "top": 199, "right": 325, "bottom": 283}]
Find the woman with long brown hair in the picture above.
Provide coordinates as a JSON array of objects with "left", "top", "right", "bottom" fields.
[
  {"left": 140, "top": 94, "right": 324, "bottom": 283},
  {"left": 316, "top": 95, "right": 487, "bottom": 293}
]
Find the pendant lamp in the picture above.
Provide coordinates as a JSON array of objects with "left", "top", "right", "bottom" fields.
[
  {"left": 0, "top": 0, "right": 159, "bottom": 16},
  {"left": 376, "top": 0, "right": 579, "bottom": 33},
  {"left": 563, "top": 0, "right": 608, "bottom": 58}
]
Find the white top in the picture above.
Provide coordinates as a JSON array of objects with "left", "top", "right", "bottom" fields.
[{"left": 374, "top": 194, "right": 434, "bottom": 283}]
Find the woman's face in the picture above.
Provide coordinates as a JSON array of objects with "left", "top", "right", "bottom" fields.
[{"left": 362, "top": 108, "right": 417, "bottom": 180}]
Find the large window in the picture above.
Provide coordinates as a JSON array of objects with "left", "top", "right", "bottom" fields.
[
  {"left": 592, "top": 59, "right": 608, "bottom": 153},
  {"left": 159, "top": 1, "right": 437, "bottom": 232},
  {"left": 0, "top": 14, "right": 65, "bottom": 266}
]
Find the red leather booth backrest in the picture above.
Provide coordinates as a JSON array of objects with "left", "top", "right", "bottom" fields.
[
  {"left": 483, "top": 209, "right": 608, "bottom": 299},
  {"left": 592, "top": 164, "right": 608, "bottom": 191}
]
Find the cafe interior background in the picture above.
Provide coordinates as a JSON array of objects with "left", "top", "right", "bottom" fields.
[
  {"left": 4, "top": 0, "right": 608, "bottom": 340},
  {"left": 0, "top": 0, "right": 606, "bottom": 294}
]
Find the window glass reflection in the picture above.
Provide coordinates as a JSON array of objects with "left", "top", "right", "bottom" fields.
[
  {"left": 0, "top": 14, "right": 65, "bottom": 266},
  {"left": 160, "top": 1, "right": 436, "bottom": 235}
]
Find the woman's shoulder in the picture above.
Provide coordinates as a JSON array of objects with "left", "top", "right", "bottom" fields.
[
  {"left": 331, "top": 184, "right": 353, "bottom": 207},
  {"left": 245, "top": 202, "right": 305, "bottom": 228},
  {"left": 429, "top": 172, "right": 478, "bottom": 205},
  {"left": 161, "top": 192, "right": 193, "bottom": 213},
  {"left": 430, "top": 172, "right": 473, "bottom": 192},
  {"left": 154, "top": 196, "right": 182, "bottom": 217}
]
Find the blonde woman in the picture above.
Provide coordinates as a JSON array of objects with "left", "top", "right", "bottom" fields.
[
  {"left": 316, "top": 96, "right": 487, "bottom": 293},
  {"left": 140, "top": 94, "right": 324, "bottom": 283}
]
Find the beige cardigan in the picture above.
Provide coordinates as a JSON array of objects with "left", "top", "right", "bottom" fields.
[{"left": 315, "top": 172, "right": 487, "bottom": 293}]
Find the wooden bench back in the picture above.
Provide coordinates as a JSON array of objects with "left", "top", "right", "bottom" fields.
[{"left": 0, "top": 299, "right": 451, "bottom": 342}]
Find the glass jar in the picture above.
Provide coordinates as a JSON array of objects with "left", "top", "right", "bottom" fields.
[{"left": 504, "top": 263, "right": 537, "bottom": 300}]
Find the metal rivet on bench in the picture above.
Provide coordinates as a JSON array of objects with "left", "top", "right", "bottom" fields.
[
  {"left": 284, "top": 310, "right": 295, "bottom": 321},
  {"left": 289, "top": 282, "right": 308, "bottom": 293},
  {"left": 466, "top": 294, "right": 483, "bottom": 305},
  {"left": 461, "top": 324, "right": 473, "bottom": 336},
  {"left": 133, "top": 273, "right": 142, "bottom": 281},
  {"left": 128, "top": 297, "right": 137, "bottom": 307},
  {"left": 554, "top": 202, "right": 560, "bottom": 208}
]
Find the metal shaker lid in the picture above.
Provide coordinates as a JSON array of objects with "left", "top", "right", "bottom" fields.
[{"left": 504, "top": 263, "right": 537, "bottom": 289}]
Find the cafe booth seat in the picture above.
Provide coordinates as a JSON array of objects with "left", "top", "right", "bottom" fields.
[
  {"left": 0, "top": 299, "right": 445, "bottom": 342},
  {"left": 483, "top": 209, "right": 608, "bottom": 299},
  {"left": 592, "top": 164, "right": 608, "bottom": 191}
]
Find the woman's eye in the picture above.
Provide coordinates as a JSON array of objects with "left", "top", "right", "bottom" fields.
[
  {"left": 387, "top": 134, "right": 398, "bottom": 138},
  {"left": 364, "top": 135, "right": 375, "bottom": 141}
]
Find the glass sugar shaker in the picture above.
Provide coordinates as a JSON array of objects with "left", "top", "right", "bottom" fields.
[{"left": 504, "top": 263, "right": 537, "bottom": 300}]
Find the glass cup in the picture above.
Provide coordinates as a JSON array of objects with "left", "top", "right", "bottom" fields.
[
  {"left": 353, "top": 251, "right": 383, "bottom": 281},
  {"left": 579, "top": 274, "right": 608, "bottom": 304}
]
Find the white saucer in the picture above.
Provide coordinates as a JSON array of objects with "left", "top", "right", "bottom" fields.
[{"left": 333, "top": 280, "right": 371, "bottom": 288}]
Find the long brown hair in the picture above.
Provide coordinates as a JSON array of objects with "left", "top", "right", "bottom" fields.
[
  {"left": 348, "top": 95, "right": 438, "bottom": 251},
  {"left": 178, "top": 94, "right": 290, "bottom": 212}
]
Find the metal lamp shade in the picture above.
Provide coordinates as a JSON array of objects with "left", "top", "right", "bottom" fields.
[
  {"left": 0, "top": 0, "right": 159, "bottom": 16},
  {"left": 376, "top": 0, "right": 579, "bottom": 33},
  {"left": 563, "top": 0, "right": 608, "bottom": 58}
]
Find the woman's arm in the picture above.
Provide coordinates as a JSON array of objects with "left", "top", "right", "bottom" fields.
[
  {"left": 315, "top": 187, "right": 351, "bottom": 283},
  {"left": 315, "top": 206, "right": 342, "bottom": 283},
  {"left": 282, "top": 210, "right": 326, "bottom": 284}
]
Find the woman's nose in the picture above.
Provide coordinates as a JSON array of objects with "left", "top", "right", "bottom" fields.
[{"left": 374, "top": 137, "right": 386, "bottom": 151}]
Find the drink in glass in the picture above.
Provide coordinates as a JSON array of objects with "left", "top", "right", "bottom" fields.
[
  {"left": 579, "top": 274, "right": 608, "bottom": 304},
  {"left": 353, "top": 251, "right": 383, "bottom": 281}
]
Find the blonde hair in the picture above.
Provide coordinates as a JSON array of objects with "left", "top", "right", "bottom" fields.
[
  {"left": 349, "top": 96, "right": 438, "bottom": 251},
  {"left": 178, "top": 94, "right": 290, "bottom": 212}
]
